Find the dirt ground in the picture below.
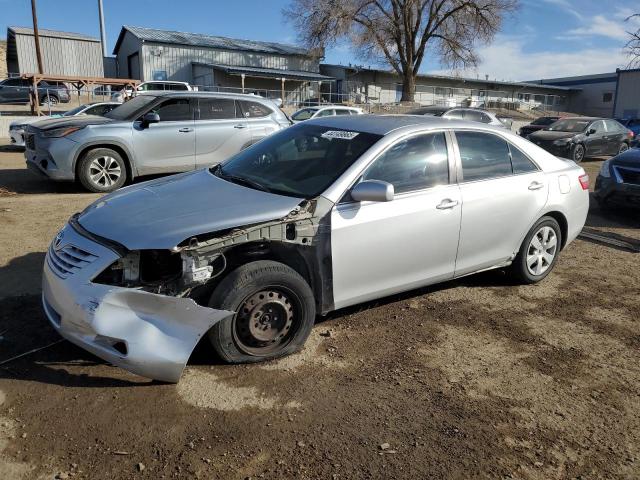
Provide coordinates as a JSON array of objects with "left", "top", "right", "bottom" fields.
[{"left": 0, "top": 141, "right": 639, "bottom": 480}]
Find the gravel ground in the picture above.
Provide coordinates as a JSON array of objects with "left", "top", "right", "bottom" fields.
[{"left": 0, "top": 142, "right": 639, "bottom": 480}]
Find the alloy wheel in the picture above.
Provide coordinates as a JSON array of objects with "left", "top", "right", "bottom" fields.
[
  {"left": 89, "top": 156, "right": 122, "bottom": 188},
  {"left": 573, "top": 145, "right": 584, "bottom": 162},
  {"left": 526, "top": 226, "right": 558, "bottom": 276}
]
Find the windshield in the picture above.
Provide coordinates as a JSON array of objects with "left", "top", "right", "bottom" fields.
[
  {"left": 62, "top": 105, "right": 89, "bottom": 117},
  {"left": 213, "top": 124, "right": 382, "bottom": 198},
  {"left": 547, "top": 119, "right": 589, "bottom": 133},
  {"left": 291, "top": 108, "right": 317, "bottom": 121},
  {"left": 105, "top": 95, "right": 158, "bottom": 121},
  {"left": 532, "top": 117, "right": 557, "bottom": 126}
]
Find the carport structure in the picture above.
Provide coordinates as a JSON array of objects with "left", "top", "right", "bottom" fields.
[
  {"left": 192, "top": 62, "right": 334, "bottom": 105},
  {"left": 21, "top": 73, "right": 139, "bottom": 115}
]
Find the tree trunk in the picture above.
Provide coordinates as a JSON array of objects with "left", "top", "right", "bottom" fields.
[{"left": 400, "top": 72, "right": 416, "bottom": 102}]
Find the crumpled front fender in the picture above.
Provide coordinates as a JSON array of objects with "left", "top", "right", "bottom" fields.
[{"left": 43, "top": 261, "right": 233, "bottom": 383}]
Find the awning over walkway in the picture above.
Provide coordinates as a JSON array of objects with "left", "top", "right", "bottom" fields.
[{"left": 193, "top": 63, "right": 334, "bottom": 82}]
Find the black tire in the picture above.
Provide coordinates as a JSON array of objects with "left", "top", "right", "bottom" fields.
[
  {"left": 618, "top": 142, "right": 629, "bottom": 155},
  {"left": 207, "top": 260, "right": 316, "bottom": 363},
  {"left": 40, "top": 95, "right": 59, "bottom": 106},
  {"left": 572, "top": 143, "right": 585, "bottom": 162},
  {"left": 511, "top": 216, "right": 562, "bottom": 284},
  {"left": 77, "top": 148, "right": 127, "bottom": 193}
]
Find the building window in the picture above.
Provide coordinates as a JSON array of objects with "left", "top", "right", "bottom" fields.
[{"left": 602, "top": 92, "right": 613, "bottom": 103}]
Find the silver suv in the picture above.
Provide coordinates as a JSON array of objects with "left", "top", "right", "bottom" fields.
[{"left": 24, "top": 92, "right": 291, "bottom": 192}]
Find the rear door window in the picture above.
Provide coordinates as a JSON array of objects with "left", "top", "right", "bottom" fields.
[
  {"left": 362, "top": 132, "right": 449, "bottom": 193},
  {"left": 456, "top": 131, "right": 513, "bottom": 182},
  {"left": 509, "top": 144, "right": 538, "bottom": 174},
  {"left": 198, "top": 98, "right": 237, "bottom": 120}
]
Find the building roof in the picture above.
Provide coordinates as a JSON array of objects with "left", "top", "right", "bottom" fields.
[
  {"left": 322, "top": 64, "right": 579, "bottom": 92},
  {"left": 7, "top": 26, "right": 99, "bottom": 42},
  {"left": 114, "top": 26, "right": 309, "bottom": 57},
  {"left": 196, "top": 63, "right": 333, "bottom": 81}
]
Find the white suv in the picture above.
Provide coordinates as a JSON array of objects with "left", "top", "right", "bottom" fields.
[
  {"left": 291, "top": 105, "right": 364, "bottom": 123},
  {"left": 112, "top": 81, "right": 193, "bottom": 102}
]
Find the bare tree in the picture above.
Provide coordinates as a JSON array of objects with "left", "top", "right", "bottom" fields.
[
  {"left": 284, "top": 0, "right": 518, "bottom": 102},
  {"left": 626, "top": 14, "right": 640, "bottom": 68}
]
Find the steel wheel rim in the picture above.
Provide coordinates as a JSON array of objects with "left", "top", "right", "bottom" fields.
[
  {"left": 233, "top": 287, "right": 299, "bottom": 356},
  {"left": 89, "top": 156, "right": 121, "bottom": 188},
  {"left": 574, "top": 145, "right": 584, "bottom": 161},
  {"left": 526, "top": 226, "right": 557, "bottom": 276}
]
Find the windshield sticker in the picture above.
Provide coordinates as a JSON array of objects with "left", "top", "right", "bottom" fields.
[{"left": 321, "top": 130, "right": 360, "bottom": 140}]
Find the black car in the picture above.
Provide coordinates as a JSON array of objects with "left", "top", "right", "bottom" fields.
[
  {"left": 594, "top": 147, "right": 640, "bottom": 208},
  {"left": 527, "top": 117, "right": 633, "bottom": 162},
  {"left": 518, "top": 116, "right": 560, "bottom": 137},
  {"left": 0, "top": 77, "right": 70, "bottom": 105}
]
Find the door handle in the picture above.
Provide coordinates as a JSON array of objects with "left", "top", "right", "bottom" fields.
[
  {"left": 234, "top": 124, "right": 246, "bottom": 129},
  {"left": 436, "top": 199, "right": 459, "bottom": 210},
  {"left": 178, "top": 127, "right": 193, "bottom": 133},
  {"left": 528, "top": 181, "right": 544, "bottom": 190}
]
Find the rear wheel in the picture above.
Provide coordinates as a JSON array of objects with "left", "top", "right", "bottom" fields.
[
  {"left": 572, "top": 144, "right": 585, "bottom": 162},
  {"left": 512, "top": 216, "right": 562, "bottom": 284},
  {"left": 207, "top": 260, "right": 316, "bottom": 363},
  {"left": 618, "top": 142, "right": 629, "bottom": 155},
  {"left": 40, "top": 95, "right": 59, "bottom": 106},
  {"left": 77, "top": 148, "right": 127, "bottom": 192}
]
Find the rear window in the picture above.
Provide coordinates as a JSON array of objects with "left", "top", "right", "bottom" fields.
[{"left": 239, "top": 101, "right": 272, "bottom": 118}]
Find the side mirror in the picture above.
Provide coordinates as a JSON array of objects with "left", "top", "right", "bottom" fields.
[
  {"left": 587, "top": 128, "right": 596, "bottom": 135},
  {"left": 350, "top": 180, "right": 394, "bottom": 202},
  {"left": 141, "top": 112, "right": 160, "bottom": 128}
]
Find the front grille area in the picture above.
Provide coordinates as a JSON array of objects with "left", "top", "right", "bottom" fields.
[
  {"left": 25, "top": 134, "right": 35, "bottom": 150},
  {"left": 47, "top": 243, "right": 98, "bottom": 278},
  {"left": 616, "top": 167, "right": 640, "bottom": 186}
]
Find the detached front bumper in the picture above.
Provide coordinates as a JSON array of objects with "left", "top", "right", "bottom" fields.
[{"left": 42, "top": 222, "right": 233, "bottom": 382}]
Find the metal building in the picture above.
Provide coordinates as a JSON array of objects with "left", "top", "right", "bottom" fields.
[
  {"left": 112, "top": 26, "right": 332, "bottom": 103},
  {"left": 613, "top": 68, "right": 640, "bottom": 119},
  {"left": 6, "top": 26, "right": 104, "bottom": 77}
]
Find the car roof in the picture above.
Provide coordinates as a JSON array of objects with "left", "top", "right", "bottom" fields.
[
  {"left": 305, "top": 114, "right": 502, "bottom": 135},
  {"left": 140, "top": 91, "right": 276, "bottom": 102}
]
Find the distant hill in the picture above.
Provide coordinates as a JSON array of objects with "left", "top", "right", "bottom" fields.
[{"left": 0, "top": 40, "right": 6, "bottom": 79}]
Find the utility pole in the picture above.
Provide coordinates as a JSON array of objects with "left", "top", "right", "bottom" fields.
[
  {"left": 30, "top": 0, "right": 44, "bottom": 74},
  {"left": 98, "top": 0, "right": 107, "bottom": 57}
]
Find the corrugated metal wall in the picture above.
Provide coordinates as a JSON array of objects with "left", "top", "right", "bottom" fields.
[
  {"left": 614, "top": 71, "right": 640, "bottom": 118},
  {"left": 140, "top": 43, "right": 318, "bottom": 83},
  {"left": 15, "top": 33, "right": 103, "bottom": 77}
]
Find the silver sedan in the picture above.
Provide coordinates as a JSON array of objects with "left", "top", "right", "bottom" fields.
[{"left": 42, "top": 115, "right": 589, "bottom": 382}]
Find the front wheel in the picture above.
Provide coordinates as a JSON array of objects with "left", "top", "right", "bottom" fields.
[
  {"left": 511, "top": 216, "right": 562, "bottom": 284},
  {"left": 40, "top": 95, "right": 59, "bottom": 106},
  {"left": 207, "top": 260, "right": 316, "bottom": 363},
  {"left": 572, "top": 144, "right": 585, "bottom": 162},
  {"left": 77, "top": 148, "right": 127, "bottom": 192}
]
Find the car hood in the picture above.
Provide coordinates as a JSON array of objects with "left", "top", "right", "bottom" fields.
[
  {"left": 529, "top": 130, "right": 577, "bottom": 141},
  {"left": 10, "top": 116, "right": 52, "bottom": 127},
  {"left": 30, "top": 115, "right": 114, "bottom": 131},
  {"left": 78, "top": 169, "right": 305, "bottom": 250},
  {"left": 520, "top": 124, "right": 546, "bottom": 131}
]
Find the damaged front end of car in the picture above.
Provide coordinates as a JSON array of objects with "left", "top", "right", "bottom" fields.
[{"left": 43, "top": 197, "right": 332, "bottom": 383}]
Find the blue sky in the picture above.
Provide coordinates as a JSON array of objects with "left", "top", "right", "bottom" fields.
[{"left": 1, "top": 0, "right": 638, "bottom": 80}]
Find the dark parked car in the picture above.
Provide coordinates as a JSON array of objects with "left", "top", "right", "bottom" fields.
[
  {"left": 527, "top": 117, "right": 633, "bottom": 162},
  {"left": 0, "top": 77, "right": 70, "bottom": 105},
  {"left": 615, "top": 118, "right": 640, "bottom": 147},
  {"left": 518, "top": 116, "right": 560, "bottom": 137},
  {"left": 594, "top": 148, "right": 640, "bottom": 208}
]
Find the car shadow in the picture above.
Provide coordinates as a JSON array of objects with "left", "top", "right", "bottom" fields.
[
  {"left": 0, "top": 168, "right": 88, "bottom": 194},
  {"left": 586, "top": 193, "right": 640, "bottom": 229}
]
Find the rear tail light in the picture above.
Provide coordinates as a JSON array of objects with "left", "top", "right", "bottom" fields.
[
  {"left": 579, "top": 174, "right": 589, "bottom": 190},
  {"left": 628, "top": 130, "right": 634, "bottom": 139}
]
